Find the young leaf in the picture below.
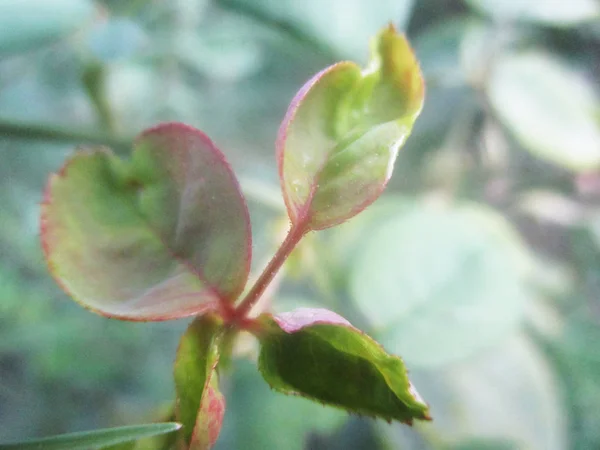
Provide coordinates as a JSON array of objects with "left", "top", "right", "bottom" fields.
[
  {"left": 277, "top": 25, "right": 424, "bottom": 231},
  {"left": 256, "top": 308, "right": 431, "bottom": 424},
  {"left": 0, "top": 423, "right": 181, "bottom": 450},
  {"left": 191, "top": 375, "right": 226, "bottom": 450},
  {"left": 41, "top": 123, "right": 251, "bottom": 320},
  {"left": 174, "top": 315, "right": 225, "bottom": 449}
]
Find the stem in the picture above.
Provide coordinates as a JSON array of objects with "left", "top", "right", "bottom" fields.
[
  {"left": 234, "top": 220, "right": 307, "bottom": 320},
  {"left": 82, "top": 62, "right": 116, "bottom": 133},
  {"left": 0, "top": 118, "right": 131, "bottom": 151}
]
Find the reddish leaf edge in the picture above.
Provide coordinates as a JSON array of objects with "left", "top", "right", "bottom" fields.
[
  {"left": 40, "top": 149, "right": 223, "bottom": 322},
  {"left": 257, "top": 308, "right": 432, "bottom": 424},
  {"left": 135, "top": 122, "right": 253, "bottom": 303},
  {"left": 174, "top": 315, "right": 225, "bottom": 449},
  {"left": 275, "top": 62, "right": 354, "bottom": 231},
  {"left": 276, "top": 25, "right": 423, "bottom": 231},
  {"left": 189, "top": 368, "right": 226, "bottom": 449},
  {"left": 40, "top": 122, "right": 252, "bottom": 322}
]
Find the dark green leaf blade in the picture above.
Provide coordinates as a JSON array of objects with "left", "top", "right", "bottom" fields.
[
  {"left": 276, "top": 25, "right": 424, "bottom": 231},
  {"left": 41, "top": 123, "right": 252, "bottom": 320},
  {"left": 0, "top": 423, "right": 181, "bottom": 450},
  {"left": 174, "top": 315, "right": 225, "bottom": 449},
  {"left": 257, "top": 308, "right": 430, "bottom": 424}
]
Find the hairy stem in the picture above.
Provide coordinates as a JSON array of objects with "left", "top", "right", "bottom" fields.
[{"left": 234, "top": 220, "right": 308, "bottom": 320}]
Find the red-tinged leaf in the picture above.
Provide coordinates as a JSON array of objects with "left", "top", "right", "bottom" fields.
[
  {"left": 277, "top": 25, "right": 424, "bottom": 231},
  {"left": 41, "top": 122, "right": 251, "bottom": 320},
  {"left": 257, "top": 308, "right": 431, "bottom": 424},
  {"left": 190, "top": 376, "right": 225, "bottom": 450},
  {"left": 174, "top": 315, "right": 225, "bottom": 449}
]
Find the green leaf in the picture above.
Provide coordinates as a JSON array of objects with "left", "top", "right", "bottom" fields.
[
  {"left": 465, "top": 0, "right": 600, "bottom": 26},
  {"left": 0, "top": 0, "right": 94, "bottom": 57},
  {"left": 487, "top": 52, "right": 600, "bottom": 172},
  {"left": 174, "top": 315, "right": 225, "bottom": 449},
  {"left": 41, "top": 123, "right": 252, "bottom": 320},
  {"left": 257, "top": 307, "right": 431, "bottom": 424},
  {"left": 0, "top": 423, "right": 181, "bottom": 450},
  {"left": 277, "top": 25, "right": 424, "bottom": 231},
  {"left": 350, "top": 202, "right": 530, "bottom": 368}
]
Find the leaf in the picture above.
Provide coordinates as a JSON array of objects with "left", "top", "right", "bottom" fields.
[
  {"left": 413, "top": 17, "right": 472, "bottom": 85},
  {"left": 447, "top": 439, "right": 519, "bottom": 450},
  {"left": 41, "top": 122, "right": 252, "bottom": 320},
  {"left": 87, "top": 18, "right": 148, "bottom": 62},
  {"left": 378, "top": 334, "right": 567, "bottom": 449},
  {"left": 487, "top": 52, "right": 600, "bottom": 172},
  {"left": 257, "top": 307, "right": 431, "bottom": 424},
  {"left": 174, "top": 315, "right": 225, "bottom": 449},
  {"left": 191, "top": 376, "right": 226, "bottom": 450},
  {"left": 0, "top": 0, "right": 94, "bottom": 57},
  {"left": 465, "top": 0, "right": 600, "bottom": 26},
  {"left": 0, "top": 423, "right": 181, "bottom": 450},
  {"left": 350, "top": 202, "right": 531, "bottom": 368},
  {"left": 277, "top": 25, "right": 424, "bottom": 231}
]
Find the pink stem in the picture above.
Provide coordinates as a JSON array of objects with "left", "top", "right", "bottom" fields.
[{"left": 233, "top": 220, "right": 307, "bottom": 321}]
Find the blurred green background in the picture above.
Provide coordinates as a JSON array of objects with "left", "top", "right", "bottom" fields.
[{"left": 1, "top": 0, "right": 600, "bottom": 449}]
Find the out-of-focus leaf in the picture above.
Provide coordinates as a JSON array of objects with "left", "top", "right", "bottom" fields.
[
  {"left": 379, "top": 334, "right": 566, "bottom": 450},
  {"left": 413, "top": 17, "right": 472, "bottom": 86},
  {"left": 446, "top": 439, "right": 519, "bottom": 450},
  {"left": 559, "top": 309, "right": 600, "bottom": 449},
  {"left": 0, "top": 0, "right": 94, "bottom": 57},
  {"left": 41, "top": 123, "right": 252, "bottom": 320},
  {"left": 217, "top": 0, "right": 414, "bottom": 59},
  {"left": 257, "top": 308, "right": 431, "bottom": 423},
  {"left": 174, "top": 315, "right": 225, "bottom": 449},
  {"left": 465, "top": 0, "right": 600, "bottom": 26},
  {"left": 176, "top": 28, "right": 264, "bottom": 81},
  {"left": 87, "top": 18, "right": 148, "bottom": 62},
  {"left": 277, "top": 26, "right": 424, "bottom": 231},
  {"left": 306, "top": 418, "right": 383, "bottom": 450},
  {"left": 214, "top": 359, "right": 346, "bottom": 450},
  {"left": 488, "top": 52, "right": 600, "bottom": 172},
  {"left": 0, "top": 423, "right": 181, "bottom": 450},
  {"left": 350, "top": 201, "right": 530, "bottom": 367}
]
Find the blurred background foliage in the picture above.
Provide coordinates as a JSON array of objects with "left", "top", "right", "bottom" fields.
[{"left": 0, "top": 0, "right": 599, "bottom": 449}]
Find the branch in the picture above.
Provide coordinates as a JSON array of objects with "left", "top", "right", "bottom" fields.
[
  {"left": 0, "top": 118, "right": 131, "bottom": 151},
  {"left": 234, "top": 220, "right": 307, "bottom": 320}
]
